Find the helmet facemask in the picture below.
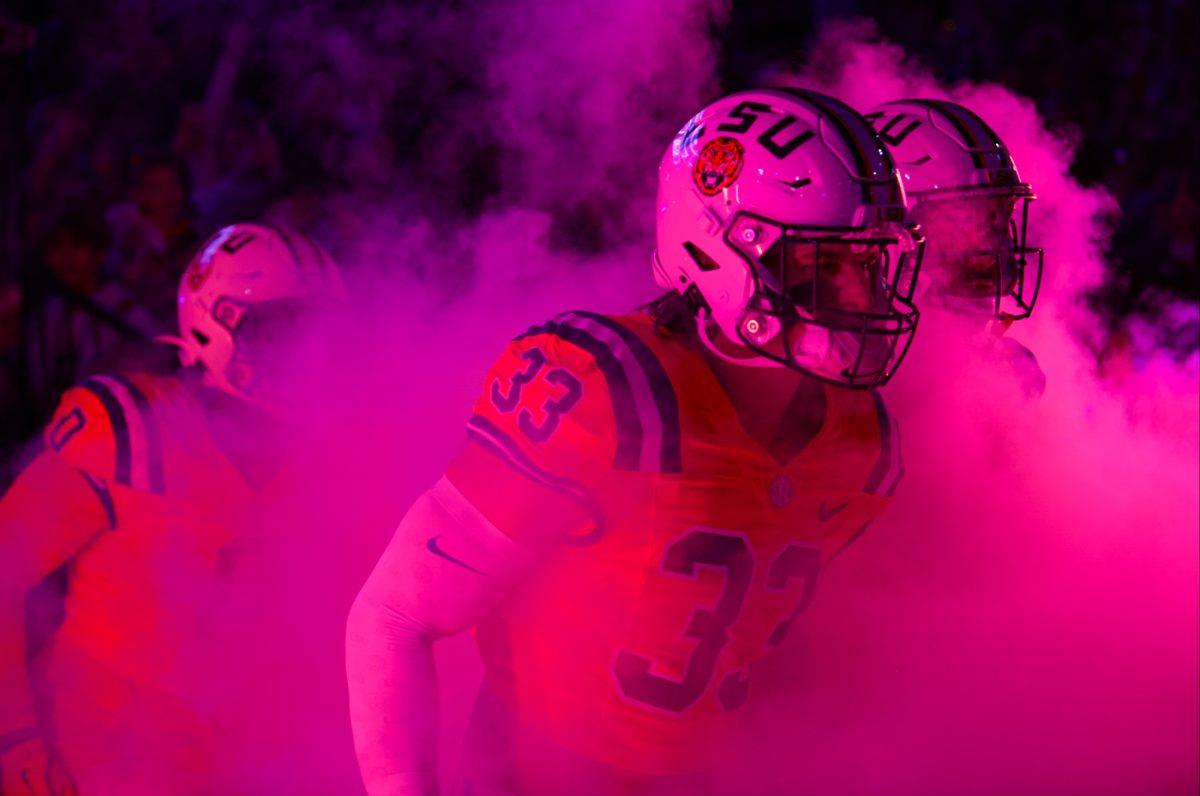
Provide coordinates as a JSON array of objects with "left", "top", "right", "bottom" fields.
[
  {"left": 211, "top": 294, "right": 341, "bottom": 406},
  {"left": 656, "top": 88, "right": 927, "bottom": 388},
  {"left": 909, "top": 189, "right": 1042, "bottom": 323},
  {"left": 703, "top": 211, "right": 923, "bottom": 388}
]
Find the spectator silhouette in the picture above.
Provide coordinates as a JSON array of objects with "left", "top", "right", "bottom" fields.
[
  {"left": 105, "top": 151, "right": 199, "bottom": 333},
  {"left": 20, "top": 207, "right": 160, "bottom": 424}
]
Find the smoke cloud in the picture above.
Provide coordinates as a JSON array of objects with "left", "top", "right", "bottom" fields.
[
  {"left": 723, "top": 19, "right": 1199, "bottom": 796},
  {"left": 19, "top": 7, "right": 1196, "bottom": 796}
]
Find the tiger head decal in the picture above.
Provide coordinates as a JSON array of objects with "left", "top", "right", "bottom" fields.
[{"left": 693, "top": 136, "right": 746, "bottom": 196}]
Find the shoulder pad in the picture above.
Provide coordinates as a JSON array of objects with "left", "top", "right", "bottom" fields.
[
  {"left": 466, "top": 312, "right": 683, "bottom": 488},
  {"left": 45, "top": 373, "right": 168, "bottom": 494}
]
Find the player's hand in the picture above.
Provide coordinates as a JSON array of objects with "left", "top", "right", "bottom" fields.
[{"left": 0, "top": 731, "right": 77, "bottom": 796}]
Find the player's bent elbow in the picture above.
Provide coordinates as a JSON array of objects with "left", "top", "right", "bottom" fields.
[{"left": 345, "top": 587, "right": 426, "bottom": 667}]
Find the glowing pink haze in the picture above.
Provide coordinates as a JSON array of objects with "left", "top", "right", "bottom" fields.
[
  {"left": 249, "top": 13, "right": 1200, "bottom": 796},
  {"left": 21, "top": 8, "right": 1197, "bottom": 795},
  {"left": 361, "top": 20, "right": 1193, "bottom": 796}
]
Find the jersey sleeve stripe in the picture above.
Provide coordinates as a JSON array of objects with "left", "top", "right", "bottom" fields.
[
  {"left": 466, "top": 414, "right": 605, "bottom": 545},
  {"left": 90, "top": 375, "right": 162, "bottom": 495},
  {"left": 79, "top": 377, "right": 132, "bottom": 487},
  {"left": 107, "top": 374, "right": 167, "bottom": 495},
  {"left": 79, "top": 471, "right": 117, "bottom": 528},
  {"left": 519, "top": 313, "right": 682, "bottom": 474},
  {"left": 518, "top": 319, "right": 644, "bottom": 471},
  {"left": 553, "top": 314, "right": 657, "bottom": 471},
  {"left": 864, "top": 391, "right": 904, "bottom": 496},
  {"left": 565, "top": 312, "right": 683, "bottom": 473}
]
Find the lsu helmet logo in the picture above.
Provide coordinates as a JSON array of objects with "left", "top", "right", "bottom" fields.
[{"left": 693, "top": 136, "right": 745, "bottom": 196}]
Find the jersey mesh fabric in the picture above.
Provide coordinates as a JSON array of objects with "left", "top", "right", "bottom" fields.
[{"left": 448, "top": 312, "right": 902, "bottom": 776}]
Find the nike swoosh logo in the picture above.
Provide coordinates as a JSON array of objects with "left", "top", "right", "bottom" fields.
[
  {"left": 426, "top": 536, "right": 482, "bottom": 574},
  {"left": 818, "top": 501, "right": 850, "bottom": 522}
]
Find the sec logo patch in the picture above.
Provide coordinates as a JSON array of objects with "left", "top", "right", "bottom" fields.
[{"left": 693, "top": 136, "right": 745, "bottom": 196}]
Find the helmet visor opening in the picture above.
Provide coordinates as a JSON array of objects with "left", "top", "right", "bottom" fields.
[
  {"left": 912, "top": 192, "right": 1042, "bottom": 320},
  {"left": 728, "top": 217, "right": 923, "bottom": 388},
  {"left": 762, "top": 236, "right": 898, "bottom": 321}
]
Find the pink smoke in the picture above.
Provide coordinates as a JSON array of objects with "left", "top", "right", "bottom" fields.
[
  {"left": 705, "top": 19, "right": 1200, "bottom": 796},
  {"left": 194, "top": 2, "right": 729, "bottom": 792},
  {"left": 261, "top": 14, "right": 1198, "bottom": 796},
  {"left": 26, "top": 8, "right": 1196, "bottom": 795}
]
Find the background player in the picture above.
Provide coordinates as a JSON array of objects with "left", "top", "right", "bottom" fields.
[
  {"left": 864, "top": 98, "right": 1046, "bottom": 396},
  {"left": 0, "top": 223, "right": 357, "bottom": 793},
  {"left": 346, "top": 88, "right": 923, "bottom": 795}
]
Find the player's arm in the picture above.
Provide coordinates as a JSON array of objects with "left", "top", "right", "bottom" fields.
[
  {"left": 345, "top": 477, "right": 536, "bottom": 796},
  {"left": 347, "top": 322, "right": 615, "bottom": 795},
  {"left": 0, "top": 451, "right": 112, "bottom": 790},
  {"left": 345, "top": 443, "right": 599, "bottom": 796},
  {"left": 1, "top": 385, "right": 120, "bottom": 788}
]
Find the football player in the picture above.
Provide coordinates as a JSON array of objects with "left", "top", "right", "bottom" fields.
[
  {"left": 346, "top": 88, "right": 924, "bottom": 795},
  {"left": 0, "top": 223, "right": 350, "bottom": 793},
  {"left": 864, "top": 99, "right": 1046, "bottom": 395}
]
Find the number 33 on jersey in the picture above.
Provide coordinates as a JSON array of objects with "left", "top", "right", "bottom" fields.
[{"left": 446, "top": 310, "right": 903, "bottom": 775}]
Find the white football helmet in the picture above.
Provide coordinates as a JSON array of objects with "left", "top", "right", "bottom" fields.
[
  {"left": 654, "top": 87, "right": 924, "bottom": 388},
  {"left": 864, "top": 98, "right": 1043, "bottom": 323},
  {"left": 167, "top": 223, "right": 345, "bottom": 405}
]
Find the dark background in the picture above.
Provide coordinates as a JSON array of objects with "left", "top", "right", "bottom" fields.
[{"left": 0, "top": 0, "right": 1196, "bottom": 473}]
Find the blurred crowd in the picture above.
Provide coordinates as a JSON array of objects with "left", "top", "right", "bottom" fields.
[
  {"left": 0, "top": 1, "right": 379, "bottom": 482},
  {"left": 0, "top": 0, "right": 1196, "bottom": 482}
]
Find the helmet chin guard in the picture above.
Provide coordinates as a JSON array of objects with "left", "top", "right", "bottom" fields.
[
  {"left": 654, "top": 88, "right": 923, "bottom": 388},
  {"left": 695, "top": 306, "right": 781, "bottom": 369}
]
